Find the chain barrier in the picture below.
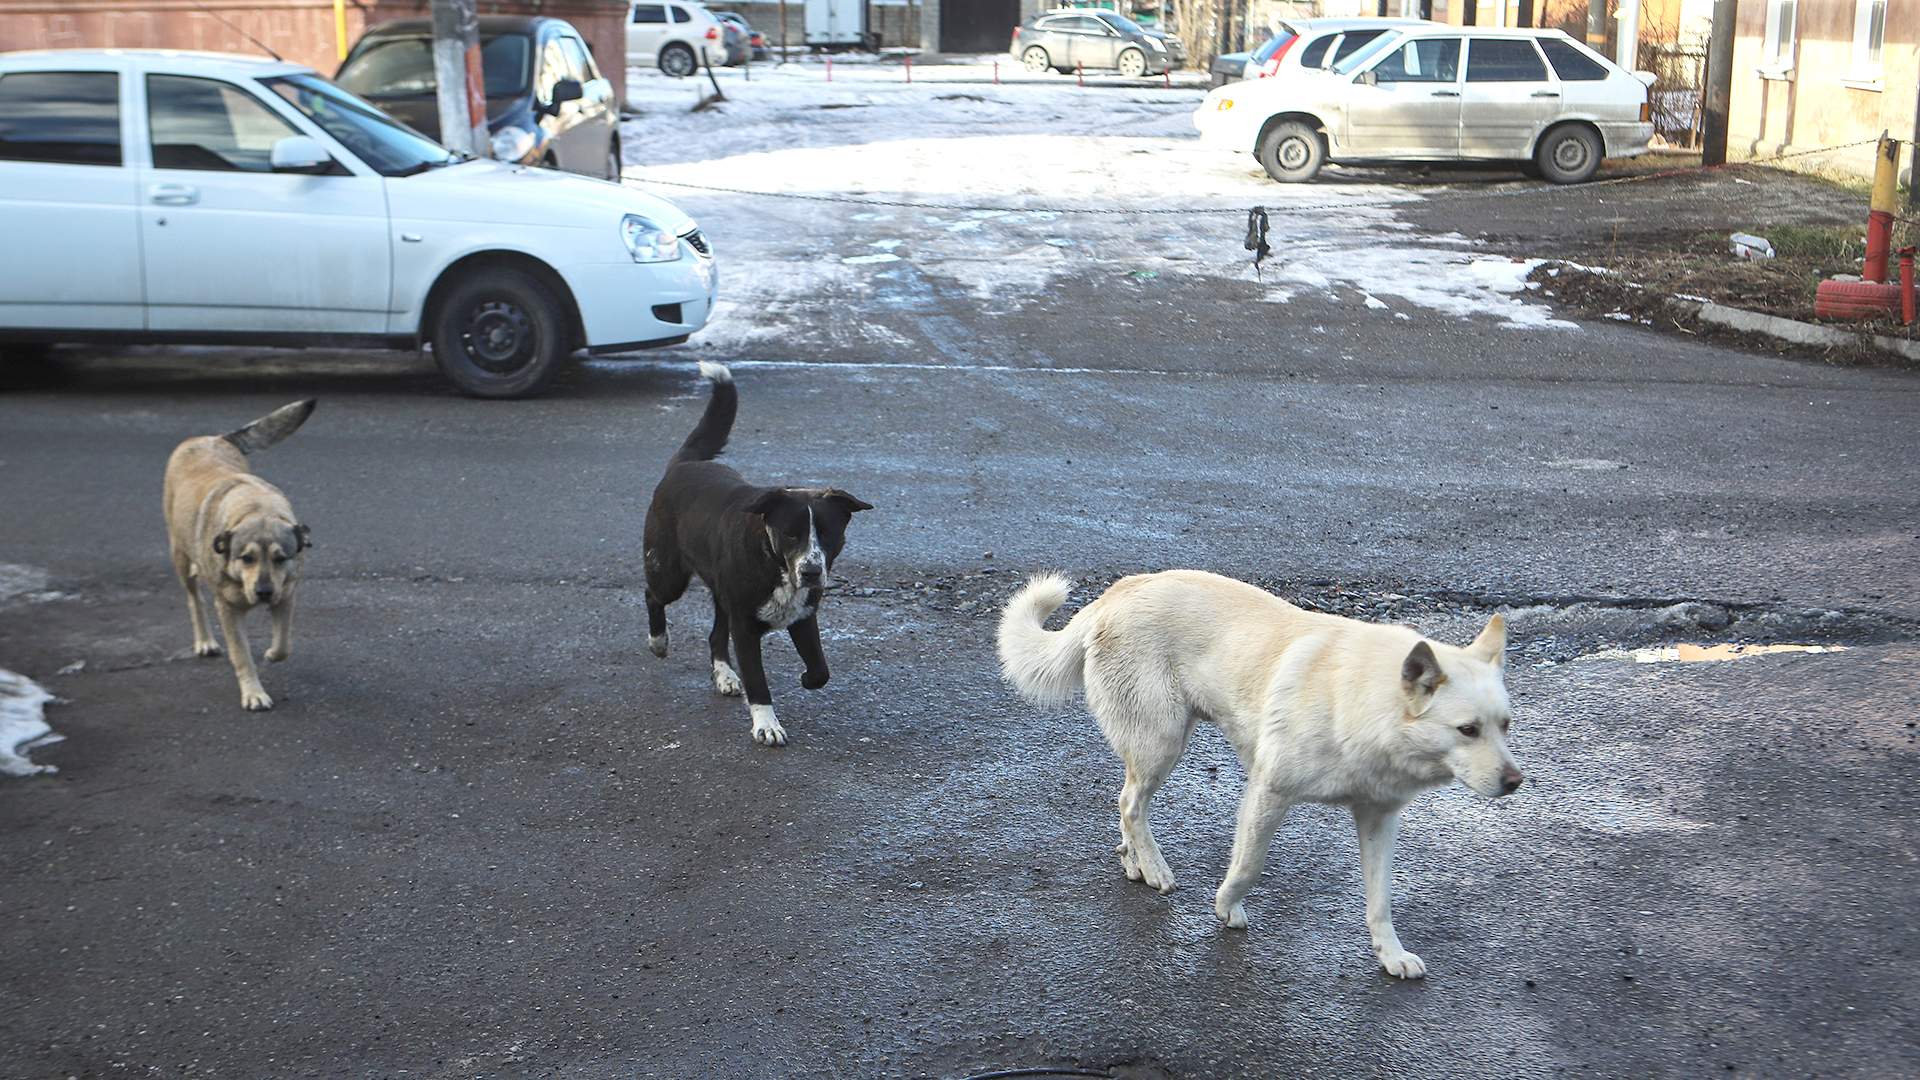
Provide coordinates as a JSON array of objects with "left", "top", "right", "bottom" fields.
[{"left": 620, "top": 138, "right": 1885, "bottom": 220}]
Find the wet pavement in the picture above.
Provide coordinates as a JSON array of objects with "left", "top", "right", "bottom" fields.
[{"left": 5, "top": 81, "right": 1920, "bottom": 1080}]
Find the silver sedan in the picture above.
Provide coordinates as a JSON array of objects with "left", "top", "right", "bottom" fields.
[{"left": 1194, "top": 26, "right": 1654, "bottom": 184}]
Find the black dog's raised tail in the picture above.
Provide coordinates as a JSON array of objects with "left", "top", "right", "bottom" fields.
[
  {"left": 224, "top": 399, "right": 316, "bottom": 455},
  {"left": 673, "top": 362, "right": 737, "bottom": 463}
]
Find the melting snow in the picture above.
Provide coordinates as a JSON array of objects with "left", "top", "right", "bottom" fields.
[{"left": 1, "top": 669, "right": 62, "bottom": 777}]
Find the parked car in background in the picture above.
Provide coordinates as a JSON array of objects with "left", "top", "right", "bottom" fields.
[
  {"left": 715, "top": 14, "right": 749, "bottom": 65},
  {"left": 1013, "top": 9, "right": 1173, "bottom": 78},
  {"left": 627, "top": 1, "right": 728, "bottom": 77},
  {"left": 1142, "top": 28, "right": 1186, "bottom": 69},
  {"left": 1194, "top": 26, "right": 1654, "bottom": 185},
  {"left": 337, "top": 16, "right": 619, "bottom": 180},
  {"left": 713, "top": 12, "right": 771, "bottom": 62},
  {"left": 0, "top": 49, "right": 717, "bottom": 398},
  {"left": 1211, "top": 18, "right": 1424, "bottom": 87}
]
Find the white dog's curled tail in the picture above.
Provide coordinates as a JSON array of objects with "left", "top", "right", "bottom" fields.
[{"left": 998, "top": 573, "right": 1088, "bottom": 707}]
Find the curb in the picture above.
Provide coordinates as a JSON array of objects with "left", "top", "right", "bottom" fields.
[{"left": 1674, "top": 299, "right": 1920, "bottom": 361}]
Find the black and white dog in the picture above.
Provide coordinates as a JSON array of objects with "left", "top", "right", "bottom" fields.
[{"left": 644, "top": 362, "right": 872, "bottom": 746}]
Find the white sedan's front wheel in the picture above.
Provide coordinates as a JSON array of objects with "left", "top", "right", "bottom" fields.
[{"left": 1257, "top": 120, "right": 1325, "bottom": 184}]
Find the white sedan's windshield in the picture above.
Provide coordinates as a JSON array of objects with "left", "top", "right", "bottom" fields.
[
  {"left": 264, "top": 73, "right": 454, "bottom": 177},
  {"left": 1331, "top": 31, "right": 1402, "bottom": 74}
]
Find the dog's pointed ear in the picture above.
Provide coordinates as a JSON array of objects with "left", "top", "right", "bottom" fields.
[
  {"left": 1401, "top": 640, "right": 1447, "bottom": 717},
  {"left": 1468, "top": 613, "right": 1506, "bottom": 667},
  {"left": 294, "top": 524, "right": 313, "bottom": 552},
  {"left": 821, "top": 489, "right": 873, "bottom": 514},
  {"left": 212, "top": 531, "right": 232, "bottom": 556},
  {"left": 744, "top": 489, "right": 786, "bottom": 517}
]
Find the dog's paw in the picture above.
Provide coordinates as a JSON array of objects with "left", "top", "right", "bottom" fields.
[
  {"left": 1215, "top": 899, "right": 1248, "bottom": 930},
  {"left": 749, "top": 705, "right": 787, "bottom": 747},
  {"left": 240, "top": 686, "right": 274, "bottom": 711},
  {"left": 647, "top": 634, "right": 669, "bottom": 659},
  {"left": 265, "top": 645, "right": 289, "bottom": 663},
  {"left": 194, "top": 640, "right": 223, "bottom": 658},
  {"left": 711, "top": 660, "right": 744, "bottom": 697},
  {"left": 1378, "top": 948, "right": 1426, "bottom": 980},
  {"left": 800, "top": 668, "right": 829, "bottom": 690}
]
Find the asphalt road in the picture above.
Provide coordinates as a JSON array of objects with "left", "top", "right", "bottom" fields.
[{"left": 4, "top": 82, "right": 1919, "bottom": 1079}]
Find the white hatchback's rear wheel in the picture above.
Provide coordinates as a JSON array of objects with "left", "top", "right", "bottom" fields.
[
  {"left": 1022, "top": 46, "right": 1050, "bottom": 73},
  {"left": 1535, "top": 123, "right": 1602, "bottom": 184},
  {"left": 660, "top": 43, "right": 697, "bottom": 77},
  {"left": 1117, "top": 48, "right": 1146, "bottom": 78}
]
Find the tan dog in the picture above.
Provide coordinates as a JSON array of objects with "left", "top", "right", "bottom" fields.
[
  {"left": 999, "top": 569, "right": 1523, "bottom": 979},
  {"left": 163, "top": 401, "right": 316, "bottom": 711}
]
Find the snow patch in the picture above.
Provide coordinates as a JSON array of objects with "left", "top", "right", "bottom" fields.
[{"left": 1, "top": 669, "right": 62, "bottom": 777}]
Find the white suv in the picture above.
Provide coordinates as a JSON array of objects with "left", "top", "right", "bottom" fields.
[
  {"left": 0, "top": 50, "right": 717, "bottom": 398},
  {"left": 628, "top": 1, "right": 727, "bottom": 78}
]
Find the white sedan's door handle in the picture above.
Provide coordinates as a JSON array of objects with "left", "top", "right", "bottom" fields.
[{"left": 150, "top": 183, "right": 199, "bottom": 206}]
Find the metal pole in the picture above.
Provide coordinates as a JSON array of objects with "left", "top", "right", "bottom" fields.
[
  {"left": 779, "top": 0, "right": 789, "bottom": 62},
  {"left": 430, "top": 0, "right": 485, "bottom": 156},
  {"left": 1911, "top": 72, "right": 1919, "bottom": 207},
  {"left": 1701, "top": 0, "right": 1736, "bottom": 167}
]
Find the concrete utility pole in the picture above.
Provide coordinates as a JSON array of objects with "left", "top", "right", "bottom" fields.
[
  {"left": 1616, "top": 0, "right": 1640, "bottom": 69},
  {"left": 1701, "top": 0, "right": 1736, "bottom": 166},
  {"left": 431, "top": 0, "right": 488, "bottom": 157}
]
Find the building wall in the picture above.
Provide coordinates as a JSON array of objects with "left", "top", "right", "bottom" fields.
[
  {"left": 1728, "top": 0, "right": 1917, "bottom": 183},
  {"left": 0, "top": 0, "right": 629, "bottom": 107}
]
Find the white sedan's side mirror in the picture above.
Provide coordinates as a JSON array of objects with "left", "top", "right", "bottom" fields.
[
  {"left": 1355, "top": 69, "right": 1378, "bottom": 86},
  {"left": 270, "top": 135, "right": 332, "bottom": 173}
]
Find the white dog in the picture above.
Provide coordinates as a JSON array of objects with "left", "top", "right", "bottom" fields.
[{"left": 998, "top": 569, "right": 1524, "bottom": 979}]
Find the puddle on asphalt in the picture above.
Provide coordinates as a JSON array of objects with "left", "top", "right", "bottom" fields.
[{"left": 1577, "top": 642, "right": 1848, "bottom": 664}]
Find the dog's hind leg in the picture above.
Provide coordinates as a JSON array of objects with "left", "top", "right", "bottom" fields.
[
  {"left": 173, "top": 549, "right": 220, "bottom": 657},
  {"left": 1214, "top": 779, "right": 1292, "bottom": 930},
  {"left": 1353, "top": 801, "right": 1424, "bottom": 979},
  {"left": 643, "top": 557, "right": 689, "bottom": 659},
  {"left": 708, "top": 594, "right": 742, "bottom": 696},
  {"left": 1091, "top": 679, "right": 1188, "bottom": 895}
]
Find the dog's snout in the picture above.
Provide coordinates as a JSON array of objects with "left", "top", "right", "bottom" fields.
[
  {"left": 255, "top": 585, "right": 275, "bottom": 600},
  {"left": 1499, "top": 766, "right": 1525, "bottom": 796}
]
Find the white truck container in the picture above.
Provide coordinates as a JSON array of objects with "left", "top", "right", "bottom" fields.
[{"left": 804, "top": 0, "right": 870, "bottom": 48}]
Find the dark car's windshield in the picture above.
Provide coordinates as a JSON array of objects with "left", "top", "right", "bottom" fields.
[
  {"left": 264, "top": 73, "right": 455, "bottom": 176},
  {"left": 336, "top": 34, "right": 533, "bottom": 100},
  {"left": 1096, "top": 11, "right": 1148, "bottom": 35},
  {"left": 1251, "top": 33, "right": 1294, "bottom": 62}
]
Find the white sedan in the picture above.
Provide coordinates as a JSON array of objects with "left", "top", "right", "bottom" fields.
[
  {"left": 0, "top": 49, "right": 716, "bottom": 398},
  {"left": 1196, "top": 26, "right": 1653, "bottom": 185}
]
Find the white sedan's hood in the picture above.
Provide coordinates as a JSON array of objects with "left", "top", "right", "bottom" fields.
[{"left": 384, "top": 159, "right": 697, "bottom": 235}]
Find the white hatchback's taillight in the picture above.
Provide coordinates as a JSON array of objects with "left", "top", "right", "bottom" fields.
[{"left": 705, "top": 26, "right": 718, "bottom": 39}]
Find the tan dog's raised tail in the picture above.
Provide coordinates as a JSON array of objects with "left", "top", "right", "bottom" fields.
[{"left": 163, "top": 401, "right": 316, "bottom": 711}]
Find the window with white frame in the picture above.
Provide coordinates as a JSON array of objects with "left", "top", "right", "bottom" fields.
[
  {"left": 1851, "top": 0, "right": 1886, "bottom": 83},
  {"left": 1761, "top": 0, "right": 1797, "bottom": 74}
]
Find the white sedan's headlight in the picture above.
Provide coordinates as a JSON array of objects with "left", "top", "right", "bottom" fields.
[
  {"left": 1147, "top": 37, "right": 1166, "bottom": 51},
  {"left": 621, "top": 214, "right": 681, "bottom": 263},
  {"left": 491, "top": 126, "right": 536, "bottom": 163}
]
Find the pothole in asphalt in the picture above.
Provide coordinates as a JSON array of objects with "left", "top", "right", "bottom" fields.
[{"left": 1574, "top": 642, "right": 1849, "bottom": 664}]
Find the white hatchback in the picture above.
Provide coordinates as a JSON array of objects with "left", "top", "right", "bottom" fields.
[
  {"left": 627, "top": 1, "right": 728, "bottom": 78},
  {"left": 1196, "top": 26, "right": 1654, "bottom": 185},
  {"left": 0, "top": 49, "right": 716, "bottom": 398}
]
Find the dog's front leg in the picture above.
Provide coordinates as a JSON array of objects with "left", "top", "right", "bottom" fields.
[
  {"left": 1214, "top": 779, "right": 1290, "bottom": 929},
  {"left": 214, "top": 600, "right": 272, "bottom": 711},
  {"left": 1353, "top": 801, "right": 1423, "bottom": 979},
  {"left": 730, "top": 618, "right": 785, "bottom": 747},
  {"left": 787, "top": 614, "right": 830, "bottom": 690},
  {"left": 265, "top": 594, "right": 294, "bottom": 663}
]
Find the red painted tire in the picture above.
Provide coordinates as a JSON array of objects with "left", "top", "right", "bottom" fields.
[{"left": 1813, "top": 280, "right": 1902, "bottom": 320}]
